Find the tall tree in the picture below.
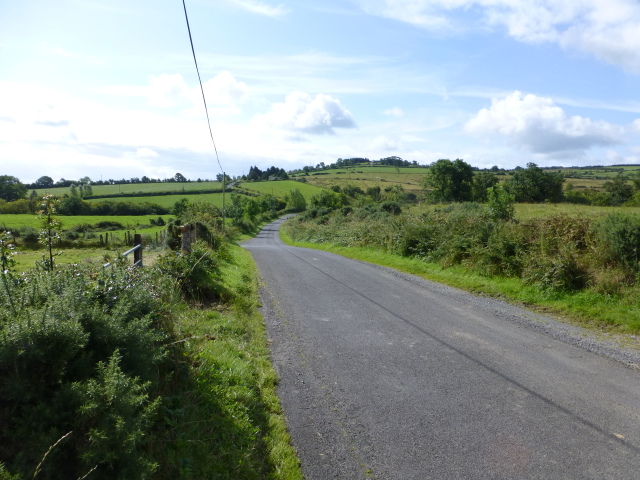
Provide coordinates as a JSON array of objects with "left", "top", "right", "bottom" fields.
[
  {"left": 422, "top": 159, "right": 474, "bottom": 202},
  {"left": 603, "top": 174, "right": 634, "bottom": 206},
  {"left": 506, "top": 163, "right": 564, "bottom": 203},
  {"left": 472, "top": 172, "right": 499, "bottom": 202},
  {"left": 285, "top": 188, "right": 307, "bottom": 212},
  {"left": 0, "top": 176, "right": 27, "bottom": 202},
  {"left": 34, "top": 176, "right": 54, "bottom": 188}
]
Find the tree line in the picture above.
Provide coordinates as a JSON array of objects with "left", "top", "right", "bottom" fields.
[{"left": 422, "top": 159, "right": 640, "bottom": 207}]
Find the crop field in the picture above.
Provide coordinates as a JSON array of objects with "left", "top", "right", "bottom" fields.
[
  {"left": 238, "top": 180, "right": 325, "bottom": 199},
  {"left": 35, "top": 181, "right": 222, "bottom": 197}
]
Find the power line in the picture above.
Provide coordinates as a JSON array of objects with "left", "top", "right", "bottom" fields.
[{"left": 181, "top": 0, "right": 223, "bottom": 175}]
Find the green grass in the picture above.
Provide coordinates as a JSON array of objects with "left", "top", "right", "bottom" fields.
[
  {"left": 280, "top": 224, "right": 640, "bottom": 335},
  {"left": 158, "top": 244, "right": 303, "bottom": 480},
  {"left": 295, "top": 167, "right": 428, "bottom": 192},
  {"left": 0, "top": 213, "right": 171, "bottom": 230},
  {"left": 398, "top": 202, "right": 640, "bottom": 221},
  {"left": 85, "top": 192, "right": 228, "bottom": 209},
  {"left": 238, "top": 180, "right": 325, "bottom": 200},
  {"left": 35, "top": 181, "right": 222, "bottom": 197},
  {"left": 514, "top": 203, "right": 640, "bottom": 220},
  {"left": 10, "top": 246, "right": 166, "bottom": 273}
]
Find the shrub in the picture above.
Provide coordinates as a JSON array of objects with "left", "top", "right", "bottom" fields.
[
  {"left": 309, "top": 190, "right": 345, "bottom": 211},
  {"left": 487, "top": 185, "right": 514, "bottom": 221},
  {"left": 15, "top": 226, "right": 39, "bottom": 244},
  {"left": 469, "top": 222, "right": 525, "bottom": 277},
  {"left": 155, "top": 241, "right": 224, "bottom": 302},
  {"left": 380, "top": 201, "right": 402, "bottom": 215},
  {"left": 522, "top": 251, "right": 589, "bottom": 292},
  {"left": 0, "top": 265, "right": 172, "bottom": 479},
  {"left": 396, "top": 221, "right": 437, "bottom": 257},
  {"left": 523, "top": 214, "right": 594, "bottom": 256},
  {"left": 94, "top": 220, "right": 125, "bottom": 230},
  {"left": 597, "top": 213, "right": 640, "bottom": 271}
]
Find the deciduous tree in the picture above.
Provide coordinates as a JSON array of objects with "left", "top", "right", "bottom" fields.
[
  {"left": 422, "top": 159, "right": 474, "bottom": 202},
  {"left": 0, "top": 176, "right": 27, "bottom": 202},
  {"left": 34, "top": 175, "right": 54, "bottom": 188},
  {"left": 506, "top": 163, "right": 564, "bottom": 203}
]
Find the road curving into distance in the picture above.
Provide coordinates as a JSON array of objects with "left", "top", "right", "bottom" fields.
[{"left": 243, "top": 216, "right": 640, "bottom": 479}]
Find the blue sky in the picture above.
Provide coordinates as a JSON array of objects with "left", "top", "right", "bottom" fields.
[{"left": 1, "top": 0, "right": 640, "bottom": 183}]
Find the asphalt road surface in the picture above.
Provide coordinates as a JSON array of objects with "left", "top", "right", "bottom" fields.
[{"left": 243, "top": 217, "right": 640, "bottom": 479}]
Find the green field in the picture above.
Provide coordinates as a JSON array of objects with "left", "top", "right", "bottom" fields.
[
  {"left": 238, "top": 180, "right": 325, "bottom": 199},
  {"left": 0, "top": 214, "right": 171, "bottom": 230},
  {"left": 35, "top": 181, "right": 222, "bottom": 197},
  {"left": 295, "top": 163, "right": 640, "bottom": 193},
  {"left": 514, "top": 202, "right": 640, "bottom": 220},
  {"left": 292, "top": 166, "right": 429, "bottom": 192},
  {"left": 10, "top": 246, "right": 166, "bottom": 273},
  {"left": 85, "top": 192, "right": 228, "bottom": 209}
]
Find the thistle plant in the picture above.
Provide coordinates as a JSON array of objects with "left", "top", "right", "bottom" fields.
[{"left": 37, "top": 194, "right": 62, "bottom": 271}]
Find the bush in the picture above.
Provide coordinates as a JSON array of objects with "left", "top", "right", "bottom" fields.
[
  {"left": 94, "top": 220, "right": 126, "bottom": 230},
  {"left": 15, "top": 226, "right": 39, "bottom": 244},
  {"left": 487, "top": 185, "right": 514, "bottom": 221},
  {"left": 522, "top": 252, "right": 589, "bottom": 292},
  {"left": 380, "top": 201, "right": 402, "bottom": 215},
  {"left": 155, "top": 241, "right": 224, "bottom": 302},
  {"left": 469, "top": 222, "right": 525, "bottom": 277},
  {"left": 0, "top": 265, "right": 173, "bottom": 479},
  {"left": 396, "top": 221, "right": 437, "bottom": 258},
  {"left": 597, "top": 213, "right": 640, "bottom": 271},
  {"left": 308, "top": 190, "right": 345, "bottom": 211}
]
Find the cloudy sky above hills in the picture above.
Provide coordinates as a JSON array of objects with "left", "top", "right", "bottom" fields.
[{"left": 1, "top": 0, "right": 640, "bottom": 182}]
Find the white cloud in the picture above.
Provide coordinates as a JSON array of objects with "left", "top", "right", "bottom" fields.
[
  {"left": 465, "top": 91, "right": 624, "bottom": 154},
  {"left": 359, "top": 0, "right": 640, "bottom": 72},
  {"left": 202, "top": 71, "right": 249, "bottom": 106},
  {"left": 256, "top": 91, "right": 356, "bottom": 135},
  {"left": 136, "top": 147, "right": 159, "bottom": 158},
  {"left": 383, "top": 107, "right": 404, "bottom": 117},
  {"left": 100, "top": 74, "right": 191, "bottom": 108},
  {"left": 227, "top": 0, "right": 290, "bottom": 17},
  {"left": 99, "top": 71, "right": 249, "bottom": 113},
  {"left": 146, "top": 74, "right": 191, "bottom": 108},
  {"left": 370, "top": 135, "right": 401, "bottom": 151}
]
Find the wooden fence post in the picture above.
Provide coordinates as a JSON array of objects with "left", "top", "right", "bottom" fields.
[
  {"left": 181, "top": 224, "right": 192, "bottom": 254},
  {"left": 134, "top": 234, "right": 142, "bottom": 267}
]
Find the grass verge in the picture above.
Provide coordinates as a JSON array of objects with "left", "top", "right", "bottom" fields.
[{"left": 156, "top": 243, "right": 303, "bottom": 480}]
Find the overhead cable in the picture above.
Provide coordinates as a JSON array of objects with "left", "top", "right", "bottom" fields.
[{"left": 181, "top": 0, "right": 223, "bottom": 174}]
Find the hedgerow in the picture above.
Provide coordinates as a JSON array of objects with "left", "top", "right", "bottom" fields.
[{"left": 284, "top": 202, "right": 640, "bottom": 296}]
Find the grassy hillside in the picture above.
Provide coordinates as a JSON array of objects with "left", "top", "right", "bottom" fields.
[
  {"left": 293, "top": 163, "right": 640, "bottom": 194},
  {"left": 35, "top": 181, "right": 222, "bottom": 197},
  {"left": 292, "top": 166, "right": 429, "bottom": 192},
  {"left": 238, "top": 180, "right": 325, "bottom": 199},
  {"left": 84, "top": 192, "right": 228, "bottom": 209}
]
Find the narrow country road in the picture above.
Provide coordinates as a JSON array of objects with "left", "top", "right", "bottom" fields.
[{"left": 243, "top": 217, "right": 640, "bottom": 479}]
